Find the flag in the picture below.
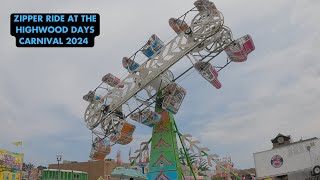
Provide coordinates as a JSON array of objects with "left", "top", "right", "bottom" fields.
[{"left": 12, "top": 141, "right": 22, "bottom": 147}]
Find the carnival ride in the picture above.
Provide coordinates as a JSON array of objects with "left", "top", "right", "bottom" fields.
[{"left": 83, "top": 0, "right": 255, "bottom": 179}]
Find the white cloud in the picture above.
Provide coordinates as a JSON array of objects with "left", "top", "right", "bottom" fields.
[
  {"left": 187, "top": 0, "right": 320, "bottom": 168},
  {"left": 0, "top": 0, "right": 320, "bottom": 170}
]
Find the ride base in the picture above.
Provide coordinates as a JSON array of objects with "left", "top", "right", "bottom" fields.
[{"left": 147, "top": 107, "right": 183, "bottom": 180}]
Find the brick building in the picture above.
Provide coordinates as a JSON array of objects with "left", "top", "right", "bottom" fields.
[{"left": 48, "top": 159, "right": 117, "bottom": 180}]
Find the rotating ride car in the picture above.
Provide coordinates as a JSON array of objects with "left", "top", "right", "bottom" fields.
[
  {"left": 141, "top": 34, "right": 164, "bottom": 58},
  {"left": 162, "top": 82, "right": 187, "bottom": 114},
  {"left": 194, "top": 61, "right": 222, "bottom": 89},
  {"left": 122, "top": 57, "right": 141, "bottom": 73},
  {"left": 130, "top": 108, "right": 162, "bottom": 127},
  {"left": 102, "top": 73, "right": 124, "bottom": 88},
  {"left": 83, "top": 91, "right": 101, "bottom": 102},
  {"left": 89, "top": 137, "right": 111, "bottom": 160},
  {"left": 224, "top": 34, "right": 255, "bottom": 62},
  {"left": 110, "top": 121, "right": 136, "bottom": 145},
  {"left": 169, "top": 18, "right": 192, "bottom": 35}
]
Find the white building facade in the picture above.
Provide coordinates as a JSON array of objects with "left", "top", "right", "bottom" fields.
[{"left": 253, "top": 134, "right": 320, "bottom": 180}]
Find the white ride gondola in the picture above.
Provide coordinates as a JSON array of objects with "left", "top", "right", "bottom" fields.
[
  {"left": 130, "top": 108, "right": 162, "bottom": 127},
  {"left": 102, "top": 73, "right": 124, "bottom": 88},
  {"left": 169, "top": 18, "right": 192, "bottom": 35},
  {"left": 194, "top": 61, "right": 222, "bottom": 89},
  {"left": 122, "top": 57, "right": 141, "bottom": 73},
  {"left": 194, "top": 0, "right": 217, "bottom": 12},
  {"left": 224, "top": 35, "right": 255, "bottom": 62},
  {"left": 162, "top": 83, "right": 187, "bottom": 114},
  {"left": 89, "top": 137, "right": 111, "bottom": 160},
  {"left": 141, "top": 34, "right": 164, "bottom": 58}
]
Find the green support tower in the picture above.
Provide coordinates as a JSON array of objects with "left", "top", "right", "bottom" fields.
[{"left": 147, "top": 107, "right": 183, "bottom": 180}]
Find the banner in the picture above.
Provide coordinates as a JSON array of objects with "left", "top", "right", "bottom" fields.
[{"left": 0, "top": 149, "right": 23, "bottom": 172}]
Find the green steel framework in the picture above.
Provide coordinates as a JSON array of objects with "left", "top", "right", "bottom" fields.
[
  {"left": 127, "top": 94, "right": 240, "bottom": 180},
  {"left": 41, "top": 169, "right": 88, "bottom": 180}
]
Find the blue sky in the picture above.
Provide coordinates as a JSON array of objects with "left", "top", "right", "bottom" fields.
[{"left": 0, "top": 0, "right": 320, "bottom": 170}]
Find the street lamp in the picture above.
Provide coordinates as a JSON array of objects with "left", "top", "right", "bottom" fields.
[{"left": 56, "top": 154, "right": 62, "bottom": 180}]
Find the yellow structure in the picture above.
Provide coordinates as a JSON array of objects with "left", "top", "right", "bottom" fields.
[
  {"left": 0, "top": 149, "right": 24, "bottom": 170},
  {"left": 0, "top": 171, "right": 21, "bottom": 180},
  {"left": 0, "top": 149, "right": 23, "bottom": 180}
]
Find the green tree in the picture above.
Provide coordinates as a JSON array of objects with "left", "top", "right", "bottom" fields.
[
  {"left": 178, "top": 148, "right": 197, "bottom": 166},
  {"left": 25, "top": 163, "right": 35, "bottom": 170},
  {"left": 179, "top": 148, "right": 211, "bottom": 176},
  {"left": 198, "top": 158, "right": 209, "bottom": 176}
]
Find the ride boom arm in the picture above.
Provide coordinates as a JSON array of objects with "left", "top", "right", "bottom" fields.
[{"left": 103, "top": 33, "right": 210, "bottom": 118}]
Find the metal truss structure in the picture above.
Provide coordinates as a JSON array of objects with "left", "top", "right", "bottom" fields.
[
  {"left": 83, "top": 2, "right": 255, "bottom": 179},
  {"left": 85, "top": 7, "right": 236, "bottom": 140}
]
